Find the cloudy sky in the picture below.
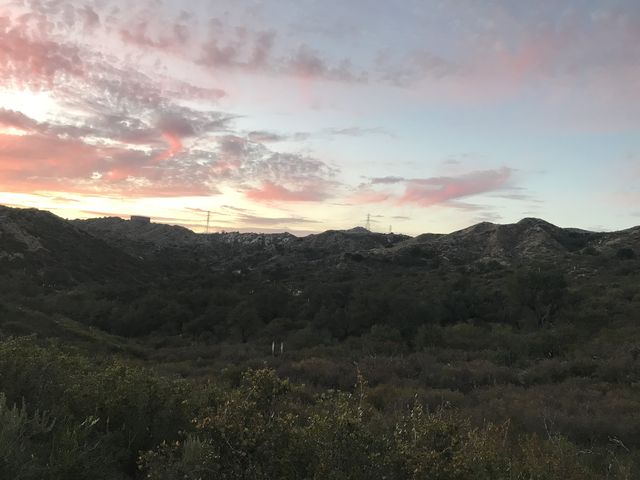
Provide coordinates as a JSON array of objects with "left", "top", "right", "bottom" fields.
[{"left": 1, "top": 0, "right": 639, "bottom": 234}]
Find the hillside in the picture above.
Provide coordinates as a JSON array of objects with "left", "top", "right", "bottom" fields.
[
  {"left": 0, "top": 206, "right": 145, "bottom": 285},
  {"left": 1, "top": 205, "right": 640, "bottom": 478}
]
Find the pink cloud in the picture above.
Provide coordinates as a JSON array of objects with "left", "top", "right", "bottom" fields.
[
  {"left": 0, "top": 129, "right": 215, "bottom": 197},
  {"left": 349, "top": 168, "right": 513, "bottom": 209},
  {"left": 0, "top": 133, "right": 102, "bottom": 178},
  {"left": 0, "top": 21, "right": 84, "bottom": 88},
  {"left": 399, "top": 168, "right": 512, "bottom": 207},
  {"left": 155, "top": 131, "right": 183, "bottom": 161},
  {"left": 245, "top": 182, "right": 328, "bottom": 202}
]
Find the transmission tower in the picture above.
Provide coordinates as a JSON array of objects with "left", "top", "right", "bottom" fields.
[
  {"left": 206, "top": 211, "right": 210, "bottom": 234},
  {"left": 365, "top": 213, "right": 371, "bottom": 231}
]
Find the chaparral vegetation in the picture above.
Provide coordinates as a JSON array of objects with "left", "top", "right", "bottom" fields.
[{"left": 1, "top": 206, "right": 639, "bottom": 478}]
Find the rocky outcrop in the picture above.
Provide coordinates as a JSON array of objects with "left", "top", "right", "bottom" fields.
[
  {"left": 300, "top": 229, "right": 409, "bottom": 252},
  {"left": 383, "top": 218, "right": 629, "bottom": 266}
]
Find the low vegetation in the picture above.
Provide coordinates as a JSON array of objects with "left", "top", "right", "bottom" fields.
[{"left": 1, "top": 207, "right": 639, "bottom": 478}]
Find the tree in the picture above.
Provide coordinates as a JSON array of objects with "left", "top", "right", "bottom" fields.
[
  {"left": 616, "top": 247, "right": 636, "bottom": 260},
  {"left": 227, "top": 301, "right": 262, "bottom": 343},
  {"left": 510, "top": 267, "right": 567, "bottom": 328}
]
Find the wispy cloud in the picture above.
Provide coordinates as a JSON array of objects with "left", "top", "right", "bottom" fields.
[
  {"left": 352, "top": 168, "right": 514, "bottom": 209},
  {"left": 323, "top": 126, "right": 393, "bottom": 137},
  {"left": 370, "top": 176, "right": 406, "bottom": 185},
  {"left": 245, "top": 182, "right": 332, "bottom": 203},
  {"left": 399, "top": 168, "right": 512, "bottom": 207},
  {"left": 235, "top": 212, "right": 318, "bottom": 226}
]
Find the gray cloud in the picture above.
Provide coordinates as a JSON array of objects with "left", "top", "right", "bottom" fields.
[
  {"left": 323, "top": 126, "right": 393, "bottom": 137},
  {"left": 236, "top": 213, "right": 318, "bottom": 226},
  {"left": 370, "top": 176, "right": 406, "bottom": 185}
]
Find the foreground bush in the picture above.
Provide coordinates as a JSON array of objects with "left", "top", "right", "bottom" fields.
[
  {"left": 0, "top": 337, "right": 634, "bottom": 479},
  {"left": 140, "top": 369, "right": 628, "bottom": 480}
]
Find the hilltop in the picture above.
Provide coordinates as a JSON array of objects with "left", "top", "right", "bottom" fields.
[
  {"left": 72, "top": 211, "right": 636, "bottom": 268},
  {"left": 0, "top": 205, "right": 635, "bottom": 287},
  {"left": 0, "top": 206, "right": 144, "bottom": 284}
]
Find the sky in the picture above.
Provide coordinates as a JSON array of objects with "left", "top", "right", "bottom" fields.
[{"left": 0, "top": 0, "right": 639, "bottom": 235}]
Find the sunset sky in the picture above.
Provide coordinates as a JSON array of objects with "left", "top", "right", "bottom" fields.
[{"left": 1, "top": 0, "right": 639, "bottom": 235}]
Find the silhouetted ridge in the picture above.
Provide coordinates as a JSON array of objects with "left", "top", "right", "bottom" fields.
[
  {"left": 2, "top": 206, "right": 638, "bottom": 277},
  {"left": 0, "top": 206, "right": 143, "bottom": 284}
]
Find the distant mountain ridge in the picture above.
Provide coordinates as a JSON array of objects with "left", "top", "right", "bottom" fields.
[{"left": 1, "top": 205, "right": 638, "bottom": 284}]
